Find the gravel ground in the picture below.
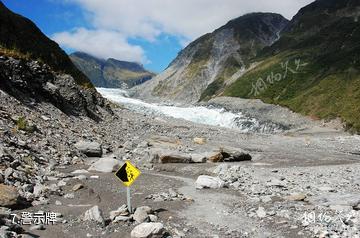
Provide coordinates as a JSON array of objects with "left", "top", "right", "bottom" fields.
[{"left": 1, "top": 87, "right": 360, "bottom": 238}]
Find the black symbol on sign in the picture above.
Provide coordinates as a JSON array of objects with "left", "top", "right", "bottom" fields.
[{"left": 115, "top": 163, "right": 128, "bottom": 182}]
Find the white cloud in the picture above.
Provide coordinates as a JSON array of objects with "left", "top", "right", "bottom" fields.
[
  {"left": 53, "top": 0, "right": 314, "bottom": 62},
  {"left": 52, "top": 28, "right": 146, "bottom": 63},
  {"left": 67, "top": 0, "right": 314, "bottom": 40}
]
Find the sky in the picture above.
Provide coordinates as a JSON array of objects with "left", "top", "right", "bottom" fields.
[{"left": 2, "top": 0, "right": 314, "bottom": 73}]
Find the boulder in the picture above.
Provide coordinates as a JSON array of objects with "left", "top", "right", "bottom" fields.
[
  {"left": 190, "top": 153, "right": 207, "bottom": 163},
  {"left": 208, "top": 152, "right": 223, "bottom": 163},
  {"left": 159, "top": 153, "right": 191, "bottom": 164},
  {"left": 88, "top": 157, "right": 122, "bottom": 173},
  {"left": 195, "top": 175, "right": 225, "bottom": 189},
  {"left": 222, "top": 147, "right": 252, "bottom": 162},
  {"left": 136, "top": 206, "right": 152, "bottom": 214},
  {"left": 133, "top": 207, "right": 150, "bottom": 223},
  {"left": 0, "top": 184, "right": 19, "bottom": 207},
  {"left": 83, "top": 205, "right": 105, "bottom": 226},
  {"left": 209, "top": 147, "right": 252, "bottom": 162},
  {"left": 74, "top": 141, "right": 102, "bottom": 157},
  {"left": 109, "top": 204, "right": 129, "bottom": 220},
  {"left": 131, "top": 222, "right": 165, "bottom": 238},
  {"left": 286, "top": 193, "right": 307, "bottom": 201}
]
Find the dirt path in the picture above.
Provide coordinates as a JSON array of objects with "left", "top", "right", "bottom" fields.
[{"left": 145, "top": 172, "right": 283, "bottom": 238}]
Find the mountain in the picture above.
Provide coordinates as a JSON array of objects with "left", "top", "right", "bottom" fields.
[
  {"left": 70, "top": 52, "right": 155, "bottom": 88},
  {"left": 0, "top": 1, "right": 92, "bottom": 87},
  {"left": 223, "top": 0, "right": 360, "bottom": 132},
  {"left": 135, "top": 13, "right": 289, "bottom": 102},
  {"left": 0, "top": 1, "right": 109, "bottom": 119},
  {"left": 136, "top": 0, "right": 360, "bottom": 132}
]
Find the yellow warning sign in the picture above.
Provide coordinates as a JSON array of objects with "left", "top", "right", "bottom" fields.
[{"left": 115, "top": 161, "right": 141, "bottom": 187}]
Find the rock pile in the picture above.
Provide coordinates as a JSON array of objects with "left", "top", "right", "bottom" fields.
[
  {"left": 145, "top": 188, "right": 190, "bottom": 202},
  {"left": 213, "top": 164, "right": 360, "bottom": 238}
]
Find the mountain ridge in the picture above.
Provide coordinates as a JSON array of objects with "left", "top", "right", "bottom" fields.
[
  {"left": 224, "top": 0, "right": 360, "bottom": 132},
  {"left": 135, "top": 0, "right": 360, "bottom": 132},
  {"left": 70, "top": 52, "right": 155, "bottom": 88},
  {"left": 134, "top": 12, "right": 288, "bottom": 103}
]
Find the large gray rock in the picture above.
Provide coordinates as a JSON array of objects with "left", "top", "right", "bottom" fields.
[
  {"left": 133, "top": 206, "right": 152, "bottom": 223},
  {"left": 0, "top": 184, "right": 19, "bottom": 207},
  {"left": 159, "top": 153, "right": 191, "bottom": 164},
  {"left": 190, "top": 153, "right": 207, "bottom": 163},
  {"left": 75, "top": 141, "right": 102, "bottom": 157},
  {"left": 88, "top": 157, "right": 122, "bottom": 173},
  {"left": 83, "top": 205, "right": 105, "bottom": 226},
  {"left": 221, "top": 147, "right": 252, "bottom": 162},
  {"left": 195, "top": 175, "right": 225, "bottom": 189},
  {"left": 209, "top": 147, "right": 252, "bottom": 162},
  {"left": 131, "top": 222, "right": 165, "bottom": 238}
]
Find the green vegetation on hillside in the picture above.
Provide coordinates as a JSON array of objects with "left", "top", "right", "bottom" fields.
[
  {"left": 200, "top": 56, "right": 243, "bottom": 101},
  {"left": 222, "top": 0, "right": 360, "bottom": 133},
  {"left": 224, "top": 51, "right": 360, "bottom": 132}
]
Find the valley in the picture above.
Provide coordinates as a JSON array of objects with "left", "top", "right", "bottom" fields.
[
  {"left": 1, "top": 85, "right": 360, "bottom": 237},
  {"left": 0, "top": 0, "right": 359, "bottom": 237}
]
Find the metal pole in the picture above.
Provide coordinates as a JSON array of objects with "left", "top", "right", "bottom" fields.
[{"left": 127, "top": 186, "right": 132, "bottom": 214}]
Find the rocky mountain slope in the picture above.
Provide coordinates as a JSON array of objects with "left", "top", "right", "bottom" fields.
[
  {"left": 135, "top": 0, "right": 360, "bottom": 133},
  {"left": 0, "top": 2, "right": 110, "bottom": 120},
  {"left": 0, "top": 1, "right": 92, "bottom": 88},
  {"left": 0, "top": 56, "right": 110, "bottom": 120},
  {"left": 224, "top": 0, "right": 360, "bottom": 132},
  {"left": 70, "top": 52, "right": 155, "bottom": 88},
  {"left": 134, "top": 13, "right": 288, "bottom": 103}
]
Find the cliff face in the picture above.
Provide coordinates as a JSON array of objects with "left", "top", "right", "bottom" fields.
[
  {"left": 70, "top": 52, "right": 155, "bottom": 88},
  {"left": 135, "top": 13, "right": 288, "bottom": 103},
  {"left": 0, "top": 1, "right": 93, "bottom": 87},
  {"left": 0, "top": 55, "right": 110, "bottom": 120}
]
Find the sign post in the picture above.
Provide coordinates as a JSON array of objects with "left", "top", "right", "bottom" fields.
[
  {"left": 114, "top": 161, "right": 141, "bottom": 214},
  {"left": 127, "top": 187, "right": 132, "bottom": 213}
]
